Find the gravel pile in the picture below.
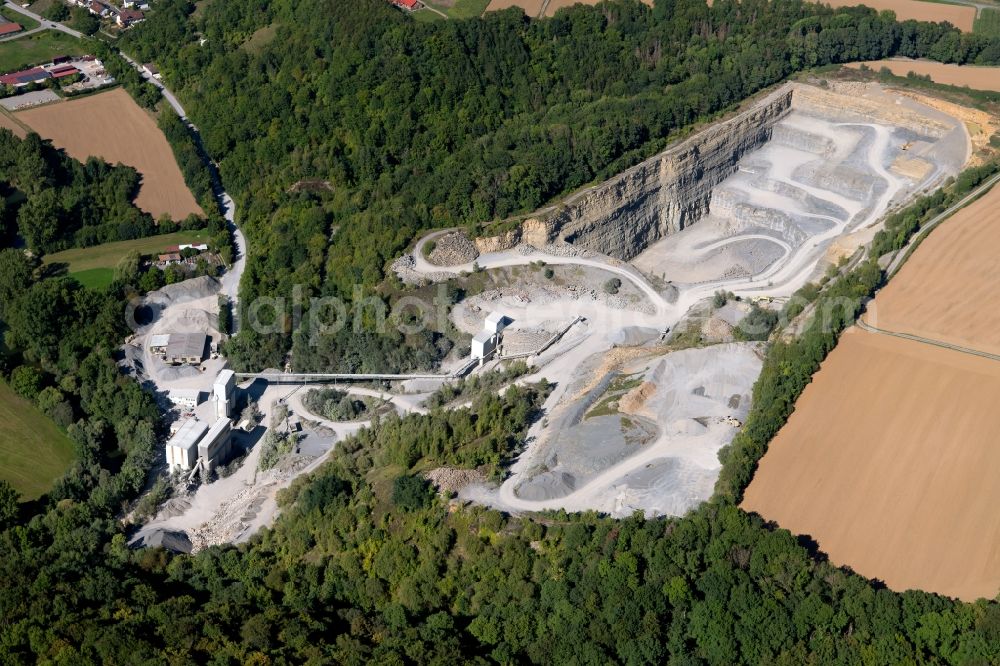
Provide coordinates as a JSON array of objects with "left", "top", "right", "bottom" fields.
[
  {"left": 391, "top": 254, "right": 457, "bottom": 285},
  {"left": 516, "top": 242, "right": 594, "bottom": 258},
  {"left": 428, "top": 232, "right": 479, "bottom": 266},
  {"left": 425, "top": 467, "right": 487, "bottom": 493}
]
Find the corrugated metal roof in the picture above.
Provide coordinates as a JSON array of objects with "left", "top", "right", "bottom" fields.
[
  {"left": 149, "top": 334, "right": 170, "bottom": 348},
  {"left": 166, "top": 419, "right": 208, "bottom": 451},
  {"left": 166, "top": 332, "right": 207, "bottom": 360}
]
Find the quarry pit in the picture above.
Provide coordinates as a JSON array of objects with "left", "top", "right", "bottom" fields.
[{"left": 401, "top": 79, "right": 973, "bottom": 518}]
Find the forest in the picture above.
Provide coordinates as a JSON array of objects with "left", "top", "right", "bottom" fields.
[
  {"left": 120, "top": 0, "right": 1000, "bottom": 372},
  {"left": 3, "top": 0, "right": 1000, "bottom": 662}
]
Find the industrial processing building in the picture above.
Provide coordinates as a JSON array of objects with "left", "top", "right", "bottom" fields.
[
  {"left": 164, "top": 368, "right": 238, "bottom": 475},
  {"left": 471, "top": 311, "right": 511, "bottom": 362}
]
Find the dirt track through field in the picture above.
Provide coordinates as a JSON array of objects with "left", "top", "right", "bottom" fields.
[
  {"left": 866, "top": 182, "right": 1000, "bottom": 355},
  {"left": 16, "top": 88, "right": 202, "bottom": 220},
  {"left": 826, "top": 0, "right": 975, "bottom": 31},
  {"left": 0, "top": 110, "right": 25, "bottom": 138},
  {"left": 849, "top": 59, "right": 1000, "bottom": 91},
  {"left": 743, "top": 328, "right": 1000, "bottom": 601}
]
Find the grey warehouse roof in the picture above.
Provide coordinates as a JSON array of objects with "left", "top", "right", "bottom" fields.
[
  {"left": 166, "top": 332, "right": 208, "bottom": 359},
  {"left": 167, "top": 419, "right": 208, "bottom": 451}
]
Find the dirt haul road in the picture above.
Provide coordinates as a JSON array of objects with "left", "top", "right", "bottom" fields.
[{"left": 16, "top": 88, "right": 203, "bottom": 221}]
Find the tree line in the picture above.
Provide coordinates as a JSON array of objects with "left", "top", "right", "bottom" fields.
[{"left": 117, "top": 0, "right": 1000, "bottom": 372}]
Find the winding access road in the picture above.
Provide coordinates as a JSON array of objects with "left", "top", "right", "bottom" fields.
[{"left": 0, "top": 5, "right": 247, "bottom": 322}]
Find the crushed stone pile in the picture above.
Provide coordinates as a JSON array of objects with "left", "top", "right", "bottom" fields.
[{"left": 427, "top": 232, "right": 479, "bottom": 266}]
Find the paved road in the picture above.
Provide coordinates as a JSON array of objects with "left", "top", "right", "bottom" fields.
[
  {"left": 2, "top": 1, "right": 83, "bottom": 38},
  {"left": 116, "top": 52, "right": 248, "bottom": 329}
]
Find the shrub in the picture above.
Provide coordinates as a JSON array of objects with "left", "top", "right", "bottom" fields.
[{"left": 392, "top": 474, "right": 434, "bottom": 511}]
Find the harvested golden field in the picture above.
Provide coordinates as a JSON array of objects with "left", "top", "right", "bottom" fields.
[
  {"left": 826, "top": 0, "right": 974, "bottom": 31},
  {"left": 849, "top": 58, "right": 1000, "bottom": 92},
  {"left": 744, "top": 183, "right": 1000, "bottom": 601},
  {"left": 743, "top": 329, "right": 1000, "bottom": 601},
  {"left": 0, "top": 111, "right": 25, "bottom": 138},
  {"left": 16, "top": 88, "right": 202, "bottom": 221},
  {"left": 485, "top": 0, "right": 544, "bottom": 15},
  {"left": 866, "top": 182, "right": 1000, "bottom": 355}
]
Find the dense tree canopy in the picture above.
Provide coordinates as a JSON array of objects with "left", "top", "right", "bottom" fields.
[
  {"left": 2, "top": 2, "right": 1000, "bottom": 663},
  {"left": 121, "top": 0, "right": 1000, "bottom": 370}
]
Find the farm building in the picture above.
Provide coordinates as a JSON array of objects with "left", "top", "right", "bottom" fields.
[
  {"left": 391, "top": 0, "right": 421, "bottom": 9},
  {"left": 158, "top": 252, "right": 182, "bottom": 265},
  {"left": 165, "top": 419, "right": 209, "bottom": 471},
  {"left": 49, "top": 65, "right": 79, "bottom": 80},
  {"left": 0, "top": 67, "right": 51, "bottom": 87},
  {"left": 0, "top": 22, "right": 23, "bottom": 37},
  {"left": 164, "top": 332, "right": 208, "bottom": 365}
]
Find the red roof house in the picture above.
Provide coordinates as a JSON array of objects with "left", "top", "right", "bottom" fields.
[
  {"left": 392, "top": 0, "right": 419, "bottom": 9},
  {"left": 0, "top": 22, "right": 23, "bottom": 37},
  {"left": 117, "top": 8, "right": 145, "bottom": 26}
]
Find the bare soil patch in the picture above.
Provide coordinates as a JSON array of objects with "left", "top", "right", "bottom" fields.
[
  {"left": 485, "top": 0, "right": 544, "bottom": 16},
  {"left": 743, "top": 328, "right": 1000, "bottom": 601},
  {"left": 826, "top": 0, "right": 974, "bottom": 31},
  {"left": 16, "top": 88, "right": 203, "bottom": 221},
  {"left": 849, "top": 59, "right": 1000, "bottom": 91},
  {"left": 866, "top": 182, "right": 1000, "bottom": 355}
]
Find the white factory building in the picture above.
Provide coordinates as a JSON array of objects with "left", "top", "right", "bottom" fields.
[
  {"left": 164, "top": 368, "right": 239, "bottom": 475},
  {"left": 165, "top": 416, "right": 233, "bottom": 474},
  {"left": 471, "top": 311, "right": 511, "bottom": 362},
  {"left": 213, "top": 369, "right": 235, "bottom": 420},
  {"left": 165, "top": 419, "right": 209, "bottom": 471}
]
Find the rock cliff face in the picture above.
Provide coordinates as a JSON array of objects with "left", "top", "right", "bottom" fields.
[{"left": 486, "top": 83, "right": 795, "bottom": 260}]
